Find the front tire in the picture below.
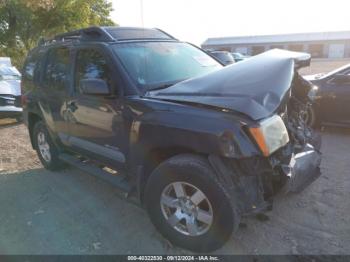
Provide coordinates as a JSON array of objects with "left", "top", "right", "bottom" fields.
[
  {"left": 33, "top": 121, "right": 65, "bottom": 171},
  {"left": 144, "top": 154, "right": 239, "bottom": 252}
]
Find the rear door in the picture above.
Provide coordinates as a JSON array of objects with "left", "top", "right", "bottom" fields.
[
  {"left": 65, "top": 46, "right": 127, "bottom": 169},
  {"left": 40, "top": 47, "right": 71, "bottom": 139}
]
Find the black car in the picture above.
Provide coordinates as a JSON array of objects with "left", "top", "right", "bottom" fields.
[
  {"left": 208, "top": 50, "right": 235, "bottom": 65},
  {"left": 22, "top": 27, "right": 321, "bottom": 252},
  {"left": 305, "top": 64, "right": 350, "bottom": 127}
]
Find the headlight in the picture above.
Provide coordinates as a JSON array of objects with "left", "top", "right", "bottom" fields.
[{"left": 249, "top": 115, "right": 289, "bottom": 156}]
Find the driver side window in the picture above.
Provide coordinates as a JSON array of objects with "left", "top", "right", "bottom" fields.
[{"left": 75, "top": 49, "right": 113, "bottom": 93}]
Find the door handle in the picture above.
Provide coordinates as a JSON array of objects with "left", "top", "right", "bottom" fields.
[{"left": 67, "top": 101, "right": 78, "bottom": 112}]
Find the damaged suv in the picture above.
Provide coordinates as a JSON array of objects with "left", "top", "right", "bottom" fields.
[{"left": 22, "top": 27, "right": 321, "bottom": 252}]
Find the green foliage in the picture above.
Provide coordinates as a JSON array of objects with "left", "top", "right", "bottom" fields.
[{"left": 0, "top": 0, "right": 116, "bottom": 68}]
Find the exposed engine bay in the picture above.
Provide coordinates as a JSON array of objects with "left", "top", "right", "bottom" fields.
[
  {"left": 285, "top": 72, "right": 321, "bottom": 152},
  {"left": 209, "top": 72, "right": 322, "bottom": 216}
]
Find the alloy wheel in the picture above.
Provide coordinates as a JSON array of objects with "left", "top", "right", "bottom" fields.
[
  {"left": 160, "top": 181, "right": 213, "bottom": 236},
  {"left": 37, "top": 131, "right": 51, "bottom": 163}
]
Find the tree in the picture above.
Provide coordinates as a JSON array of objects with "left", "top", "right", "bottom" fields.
[{"left": 0, "top": 0, "right": 115, "bottom": 67}]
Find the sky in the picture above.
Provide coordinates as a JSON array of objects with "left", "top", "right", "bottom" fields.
[{"left": 111, "top": 0, "right": 350, "bottom": 46}]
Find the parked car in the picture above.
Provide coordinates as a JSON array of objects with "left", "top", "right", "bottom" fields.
[
  {"left": 304, "top": 64, "right": 350, "bottom": 127},
  {"left": 231, "top": 52, "right": 250, "bottom": 62},
  {"left": 22, "top": 27, "right": 321, "bottom": 252},
  {"left": 208, "top": 50, "right": 235, "bottom": 65},
  {"left": 0, "top": 60, "right": 22, "bottom": 121}
]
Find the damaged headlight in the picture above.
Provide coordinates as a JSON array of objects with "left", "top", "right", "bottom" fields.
[{"left": 249, "top": 115, "right": 289, "bottom": 156}]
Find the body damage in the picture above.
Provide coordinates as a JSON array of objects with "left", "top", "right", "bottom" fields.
[
  {"left": 126, "top": 97, "right": 261, "bottom": 162},
  {"left": 146, "top": 49, "right": 311, "bottom": 121},
  {"left": 130, "top": 50, "right": 320, "bottom": 215}
]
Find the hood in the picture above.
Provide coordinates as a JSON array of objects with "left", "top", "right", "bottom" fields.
[
  {"left": 146, "top": 49, "right": 311, "bottom": 120},
  {"left": 0, "top": 79, "right": 21, "bottom": 96}
]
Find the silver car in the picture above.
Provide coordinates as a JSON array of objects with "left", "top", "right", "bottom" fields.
[{"left": 0, "top": 62, "right": 22, "bottom": 121}]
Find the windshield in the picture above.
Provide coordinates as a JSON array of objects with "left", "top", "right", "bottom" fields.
[
  {"left": 0, "top": 66, "right": 21, "bottom": 81},
  {"left": 113, "top": 42, "right": 222, "bottom": 90},
  {"left": 0, "top": 75, "right": 21, "bottom": 80}
]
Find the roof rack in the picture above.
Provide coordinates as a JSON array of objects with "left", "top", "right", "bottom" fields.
[
  {"left": 38, "top": 27, "right": 115, "bottom": 46},
  {"left": 38, "top": 26, "right": 177, "bottom": 47},
  {"left": 55, "top": 27, "right": 115, "bottom": 42}
]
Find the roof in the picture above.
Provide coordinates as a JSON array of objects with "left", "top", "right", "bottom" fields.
[{"left": 202, "top": 31, "right": 350, "bottom": 46}]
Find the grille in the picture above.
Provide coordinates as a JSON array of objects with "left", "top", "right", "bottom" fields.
[{"left": 0, "top": 95, "right": 21, "bottom": 107}]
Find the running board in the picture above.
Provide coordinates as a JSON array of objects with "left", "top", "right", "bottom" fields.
[{"left": 59, "top": 153, "right": 132, "bottom": 195}]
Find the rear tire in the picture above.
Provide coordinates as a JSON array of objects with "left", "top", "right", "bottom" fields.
[
  {"left": 144, "top": 154, "right": 239, "bottom": 252},
  {"left": 33, "top": 121, "right": 65, "bottom": 171}
]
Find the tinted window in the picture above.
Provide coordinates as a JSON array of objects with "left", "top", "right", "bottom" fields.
[
  {"left": 23, "top": 60, "right": 35, "bottom": 81},
  {"left": 44, "top": 48, "right": 70, "bottom": 90},
  {"left": 23, "top": 51, "right": 40, "bottom": 81},
  {"left": 75, "top": 49, "right": 112, "bottom": 93}
]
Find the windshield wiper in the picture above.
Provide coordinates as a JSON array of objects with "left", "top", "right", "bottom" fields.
[
  {"left": 147, "top": 79, "right": 187, "bottom": 92},
  {"left": 148, "top": 83, "right": 175, "bottom": 91}
]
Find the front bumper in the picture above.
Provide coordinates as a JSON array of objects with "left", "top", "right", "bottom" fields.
[
  {"left": 0, "top": 106, "right": 23, "bottom": 119},
  {"left": 282, "top": 144, "right": 322, "bottom": 193}
]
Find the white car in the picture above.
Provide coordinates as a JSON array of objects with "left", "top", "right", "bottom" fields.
[{"left": 0, "top": 58, "right": 22, "bottom": 121}]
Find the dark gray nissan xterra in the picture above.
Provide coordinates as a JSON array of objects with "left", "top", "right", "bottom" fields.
[{"left": 22, "top": 27, "right": 321, "bottom": 252}]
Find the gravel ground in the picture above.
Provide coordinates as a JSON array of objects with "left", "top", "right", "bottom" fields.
[{"left": 0, "top": 60, "right": 349, "bottom": 254}]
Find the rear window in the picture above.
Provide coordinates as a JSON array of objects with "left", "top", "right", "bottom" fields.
[
  {"left": 23, "top": 54, "right": 37, "bottom": 81},
  {"left": 44, "top": 47, "right": 71, "bottom": 91}
]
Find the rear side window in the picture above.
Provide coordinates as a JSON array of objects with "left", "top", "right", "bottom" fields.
[
  {"left": 75, "top": 49, "right": 112, "bottom": 92},
  {"left": 23, "top": 59, "right": 36, "bottom": 81},
  {"left": 22, "top": 50, "right": 46, "bottom": 91},
  {"left": 44, "top": 47, "right": 71, "bottom": 90},
  {"left": 23, "top": 51, "right": 42, "bottom": 82}
]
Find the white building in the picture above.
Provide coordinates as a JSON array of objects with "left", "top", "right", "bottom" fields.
[{"left": 202, "top": 31, "right": 350, "bottom": 58}]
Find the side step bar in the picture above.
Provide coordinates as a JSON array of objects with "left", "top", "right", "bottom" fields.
[{"left": 59, "top": 153, "right": 132, "bottom": 195}]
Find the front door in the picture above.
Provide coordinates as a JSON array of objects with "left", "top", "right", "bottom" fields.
[{"left": 66, "top": 47, "right": 127, "bottom": 169}]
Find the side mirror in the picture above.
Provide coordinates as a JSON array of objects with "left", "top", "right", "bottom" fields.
[
  {"left": 80, "top": 79, "right": 110, "bottom": 95},
  {"left": 334, "top": 74, "right": 350, "bottom": 84}
]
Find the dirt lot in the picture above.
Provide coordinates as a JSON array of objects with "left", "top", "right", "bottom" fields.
[{"left": 0, "top": 60, "right": 349, "bottom": 255}]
